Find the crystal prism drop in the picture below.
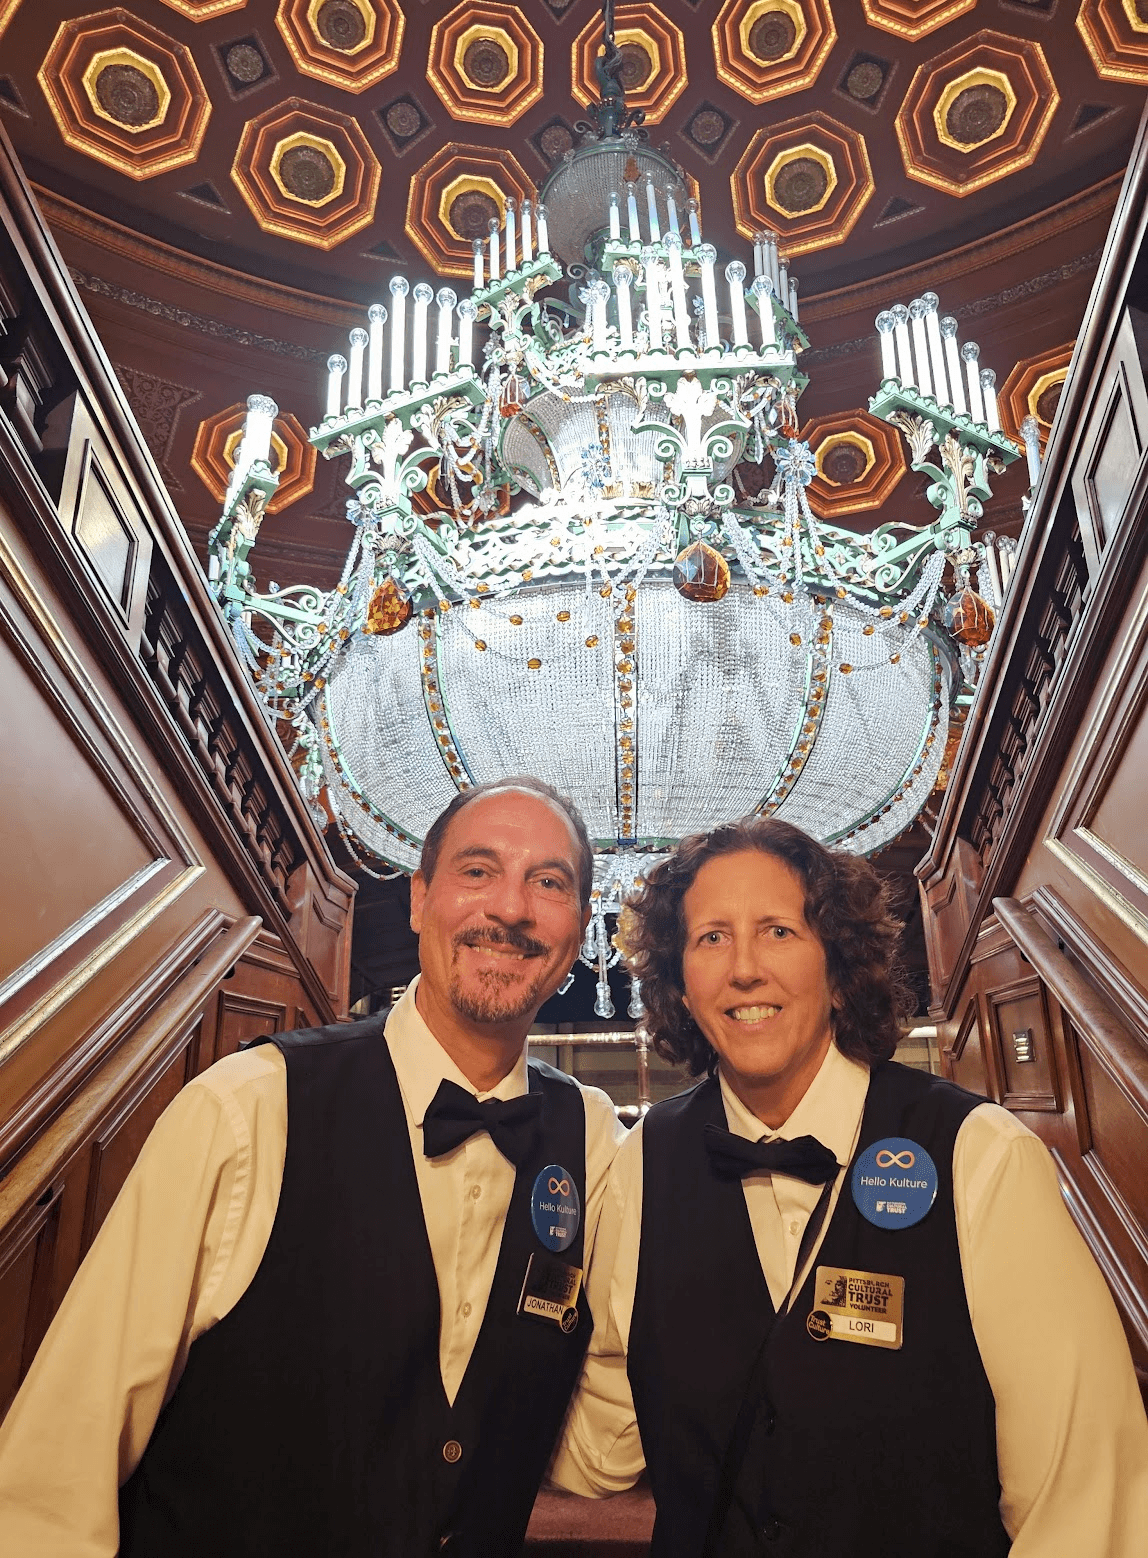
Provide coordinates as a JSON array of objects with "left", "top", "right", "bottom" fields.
[
  {"left": 673, "top": 540, "right": 731, "bottom": 603},
  {"left": 363, "top": 575, "right": 413, "bottom": 636}
]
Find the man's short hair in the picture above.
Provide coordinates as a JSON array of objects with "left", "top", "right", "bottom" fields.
[
  {"left": 419, "top": 776, "right": 595, "bottom": 910},
  {"left": 622, "top": 816, "right": 914, "bottom": 1074}
]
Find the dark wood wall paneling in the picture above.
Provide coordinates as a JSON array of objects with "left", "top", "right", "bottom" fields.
[
  {"left": 918, "top": 104, "right": 1148, "bottom": 1394},
  {"left": 0, "top": 122, "right": 354, "bottom": 1419}
]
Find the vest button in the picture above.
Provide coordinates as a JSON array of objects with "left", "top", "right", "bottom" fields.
[
  {"left": 762, "top": 1518, "right": 783, "bottom": 1541},
  {"left": 442, "top": 1440, "right": 463, "bottom": 1464},
  {"left": 764, "top": 1403, "right": 777, "bottom": 1435}
]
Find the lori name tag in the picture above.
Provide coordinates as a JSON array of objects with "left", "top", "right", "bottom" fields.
[
  {"left": 530, "top": 1163, "right": 581, "bottom": 1253},
  {"left": 806, "top": 1265, "right": 905, "bottom": 1350},
  {"left": 518, "top": 1250, "right": 582, "bottom": 1333},
  {"left": 851, "top": 1136, "right": 938, "bottom": 1229}
]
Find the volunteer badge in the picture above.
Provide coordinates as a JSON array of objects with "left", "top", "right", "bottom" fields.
[
  {"left": 530, "top": 1163, "right": 581, "bottom": 1252},
  {"left": 806, "top": 1266, "right": 905, "bottom": 1350},
  {"left": 851, "top": 1137, "right": 938, "bottom": 1229}
]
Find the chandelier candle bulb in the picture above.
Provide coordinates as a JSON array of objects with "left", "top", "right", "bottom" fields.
[
  {"left": 591, "top": 279, "right": 610, "bottom": 350},
  {"left": 626, "top": 183, "right": 640, "bottom": 242},
  {"left": 980, "top": 369, "right": 1000, "bottom": 433},
  {"left": 504, "top": 199, "right": 517, "bottom": 276},
  {"left": 411, "top": 284, "right": 433, "bottom": 386},
  {"left": 536, "top": 203, "right": 550, "bottom": 257},
  {"left": 666, "top": 188, "right": 680, "bottom": 237},
  {"left": 922, "top": 294, "right": 949, "bottom": 408},
  {"left": 778, "top": 261, "right": 789, "bottom": 315},
  {"left": 788, "top": 276, "right": 799, "bottom": 322},
  {"left": 753, "top": 232, "right": 765, "bottom": 279},
  {"left": 472, "top": 238, "right": 483, "bottom": 291},
  {"left": 488, "top": 218, "right": 500, "bottom": 282},
  {"left": 367, "top": 304, "right": 386, "bottom": 401},
  {"left": 767, "top": 233, "right": 781, "bottom": 294},
  {"left": 609, "top": 191, "right": 621, "bottom": 241},
  {"left": 688, "top": 197, "right": 701, "bottom": 246},
  {"left": 325, "top": 355, "right": 347, "bottom": 421},
  {"left": 646, "top": 255, "right": 665, "bottom": 350},
  {"left": 243, "top": 394, "right": 277, "bottom": 469},
  {"left": 940, "top": 316, "right": 966, "bottom": 415},
  {"left": 963, "top": 342, "right": 985, "bottom": 424},
  {"left": 457, "top": 298, "right": 477, "bottom": 366},
  {"left": 665, "top": 232, "right": 691, "bottom": 350},
  {"left": 388, "top": 276, "right": 408, "bottom": 394},
  {"left": 892, "top": 305, "right": 914, "bottom": 388},
  {"left": 521, "top": 200, "right": 533, "bottom": 266},
  {"left": 876, "top": 312, "right": 897, "bottom": 382},
  {"left": 697, "top": 244, "right": 719, "bottom": 348},
  {"left": 908, "top": 300, "right": 933, "bottom": 400},
  {"left": 613, "top": 265, "right": 634, "bottom": 350},
  {"left": 726, "top": 260, "right": 749, "bottom": 347},
  {"left": 434, "top": 289, "right": 456, "bottom": 377},
  {"left": 1021, "top": 413, "right": 1042, "bottom": 487},
  {"left": 645, "top": 175, "right": 661, "bottom": 241},
  {"left": 345, "top": 328, "right": 368, "bottom": 410},
  {"left": 752, "top": 275, "right": 775, "bottom": 348}
]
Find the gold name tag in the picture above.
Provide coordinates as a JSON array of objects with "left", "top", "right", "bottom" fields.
[
  {"left": 517, "top": 1251, "right": 583, "bottom": 1333},
  {"left": 806, "top": 1265, "right": 904, "bottom": 1350}
]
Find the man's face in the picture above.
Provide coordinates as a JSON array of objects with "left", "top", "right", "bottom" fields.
[
  {"left": 681, "top": 848, "right": 835, "bottom": 1119},
  {"left": 409, "top": 789, "right": 589, "bottom": 1032}
]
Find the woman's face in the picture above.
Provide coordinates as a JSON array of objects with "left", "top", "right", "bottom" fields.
[{"left": 680, "top": 849, "right": 835, "bottom": 1124}]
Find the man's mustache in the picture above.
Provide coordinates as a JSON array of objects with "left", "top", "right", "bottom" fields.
[{"left": 453, "top": 928, "right": 549, "bottom": 959}]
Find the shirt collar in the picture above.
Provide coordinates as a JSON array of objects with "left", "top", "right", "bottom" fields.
[
  {"left": 384, "top": 974, "right": 531, "bottom": 1127},
  {"left": 719, "top": 1039, "right": 870, "bottom": 1171}
]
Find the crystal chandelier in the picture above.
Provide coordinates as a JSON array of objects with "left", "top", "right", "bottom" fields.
[{"left": 207, "top": 2, "right": 1024, "bottom": 1017}]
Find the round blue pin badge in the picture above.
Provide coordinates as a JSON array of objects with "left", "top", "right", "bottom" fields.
[
  {"left": 531, "top": 1164, "right": 581, "bottom": 1253},
  {"left": 851, "top": 1137, "right": 938, "bottom": 1229}
]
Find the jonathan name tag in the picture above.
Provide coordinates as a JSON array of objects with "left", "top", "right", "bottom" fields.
[
  {"left": 806, "top": 1265, "right": 904, "bottom": 1350},
  {"left": 517, "top": 1250, "right": 582, "bottom": 1334}
]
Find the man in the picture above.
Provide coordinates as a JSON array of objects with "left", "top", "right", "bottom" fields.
[
  {"left": 0, "top": 777, "right": 624, "bottom": 1557},
  {"left": 551, "top": 817, "right": 1148, "bottom": 1556}
]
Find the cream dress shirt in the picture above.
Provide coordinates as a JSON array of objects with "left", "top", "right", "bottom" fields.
[
  {"left": 550, "top": 1042, "right": 1148, "bottom": 1557},
  {"left": 0, "top": 980, "right": 625, "bottom": 1558}
]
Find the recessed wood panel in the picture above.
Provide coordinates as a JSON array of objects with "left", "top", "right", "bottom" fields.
[
  {"left": 1071, "top": 309, "right": 1148, "bottom": 578},
  {"left": 1074, "top": 1030, "right": 1148, "bottom": 1253},
  {"left": 987, "top": 976, "right": 1060, "bottom": 1111},
  {"left": 947, "top": 999, "right": 991, "bottom": 1097},
  {"left": 0, "top": 1188, "right": 62, "bottom": 1418},
  {"left": 1088, "top": 698, "right": 1148, "bottom": 886},
  {"left": 0, "top": 632, "right": 159, "bottom": 994},
  {"left": 74, "top": 456, "right": 136, "bottom": 612},
  {"left": 81, "top": 1026, "right": 200, "bottom": 1254},
  {"left": 216, "top": 991, "right": 286, "bottom": 1060}
]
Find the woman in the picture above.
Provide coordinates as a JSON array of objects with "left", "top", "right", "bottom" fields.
[{"left": 550, "top": 817, "right": 1148, "bottom": 1557}]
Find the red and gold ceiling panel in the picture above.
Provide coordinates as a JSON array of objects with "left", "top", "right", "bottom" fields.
[
  {"left": 275, "top": 0, "right": 405, "bottom": 95},
  {"left": 231, "top": 97, "right": 380, "bottom": 248},
  {"left": 405, "top": 142, "right": 534, "bottom": 278},
  {"left": 731, "top": 111, "right": 873, "bottom": 255},
  {"left": 38, "top": 8, "right": 210, "bottom": 181},
  {"left": 798, "top": 409, "right": 906, "bottom": 517},
  {"left": 571, "top": 2, "right": 687, "bottom": 126},
  {"left": 1077, "top": 0, "right": 1148, "bottom": 85},
  {"left": 712, "top": 0, "right": 836, "bottom": 106},
  {"left": 192, "top": 402, "right": 316, "bottom": 513},
  {"left": 895, "top": 30, "right": 1059, "bottom": 197},
  {"left": 426, "top": 2, "right": 542, "bottom": 126},
  {"left": 998, "top": 340, "right": 1075, "bottom": 452},
  {"left": 157, "top": 0, "right": 247, "bottom": 18},
  {"left": 861, "top": 0, "right": 976, "bottom": 42}
]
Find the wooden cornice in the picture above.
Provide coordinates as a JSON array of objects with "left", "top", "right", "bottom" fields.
[
  {"left": 802, "top": 174, "right": 1123, "bottom": 323},
  {"left": 31, "top": 183, "right": 362, "bottom": 332}
]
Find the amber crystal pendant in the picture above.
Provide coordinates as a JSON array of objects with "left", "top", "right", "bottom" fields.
[
  {"left": 673, "top": 541, "right": 731, "bottom": 603},
  {"left": 499, "top": 370, "right": 526, "bottom": 419},
  {"left": 942, "top": 585, "right": 994, "bottom": 648},
  {"left": 363, "top": 575, "right": 413, "bottom": 636}
]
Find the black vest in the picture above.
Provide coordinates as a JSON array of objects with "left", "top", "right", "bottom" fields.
[
  {"left": 117, "top": 1016, "right": 591, "bottom": 1558},
  {"left": 629, "top": 1061, "right": 1011, "bottom": 1558}
]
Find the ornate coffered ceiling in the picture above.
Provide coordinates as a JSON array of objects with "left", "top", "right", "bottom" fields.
[{"left": 0, "top": 0, "right": 1141, "bottom": 583}]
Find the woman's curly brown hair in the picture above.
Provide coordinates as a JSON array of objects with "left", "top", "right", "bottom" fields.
[{"left": 623, "top": 817, "right": 914, "bottom": 1077}]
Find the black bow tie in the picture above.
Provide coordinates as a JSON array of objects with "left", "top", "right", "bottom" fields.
[
  {"left": 703, "top": 1124, "right": 840, "bottom": 1185},
  {"left": 422, "top": 1079, "right": 542, "bottom": 1168}
]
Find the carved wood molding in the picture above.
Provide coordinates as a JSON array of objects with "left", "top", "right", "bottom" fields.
[{"left": 0, "top": 915, "right": 261, "bottom": 1232}]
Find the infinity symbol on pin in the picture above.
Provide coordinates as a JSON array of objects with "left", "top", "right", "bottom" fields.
[
  {"left": 549, "top": 1176, "right": 571, "bottom": 1197},
  {"left": 875, "top": 1149, "right": 915, "bottom": 1169}
]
